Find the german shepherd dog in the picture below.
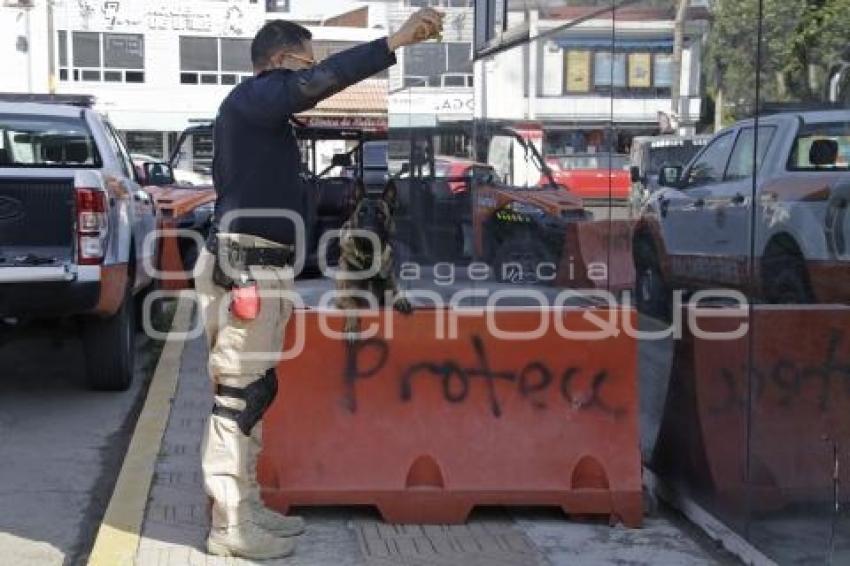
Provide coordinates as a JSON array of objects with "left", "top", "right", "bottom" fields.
[{"left": 336, "top": 181, "right": 413, "bottom": 338}]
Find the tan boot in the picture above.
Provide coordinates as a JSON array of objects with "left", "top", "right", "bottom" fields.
[
  {"left": 207, "top": 521, "right": 296, "bottom": 559},
  {"left": 251, "top": 503, "right": 306, "bottom": 537}
]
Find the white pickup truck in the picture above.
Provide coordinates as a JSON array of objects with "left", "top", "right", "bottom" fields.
[
  {"left": 0, "top": 99, "right": 158, "bottom": 390},
  {"left": 634, "top": 109, "right": 850, "bottom": 317}
]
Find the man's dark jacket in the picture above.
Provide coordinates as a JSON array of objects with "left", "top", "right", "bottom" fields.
[{"left": 212, "top": 38, "right": 396, "bottom": 245}]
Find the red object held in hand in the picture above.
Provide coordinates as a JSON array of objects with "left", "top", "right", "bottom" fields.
[{"left": 231, "top": 284, "right": 261, "bottom": 321}]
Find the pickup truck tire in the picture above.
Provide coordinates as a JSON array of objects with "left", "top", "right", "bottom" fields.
[
  {"left": 634, "top": 239, "right": 671, "bottom": 322},
  {"left": 762, "top": 250, "right": 814, "bottom": 304},
  {"left": 82, "top": 289, "right": 135, "bottom": 391}
]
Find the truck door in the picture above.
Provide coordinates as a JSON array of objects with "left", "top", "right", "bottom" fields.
[
  {"left": 662, "top": 130, "right": 736, "bottom": 285},
  {"left": 708, "top": 126, "right": 778, "bottom": 288}
]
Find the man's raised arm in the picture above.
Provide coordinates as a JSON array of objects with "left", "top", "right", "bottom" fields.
[{"left": 235, "top": 8, "right": 444, "bottom": 125}]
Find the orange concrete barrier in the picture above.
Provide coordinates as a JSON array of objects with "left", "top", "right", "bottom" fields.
[
  {"left": 556, "top": 220, "right": 634, "bottom": 292},
  {"left": 157, "top": 218, "right": 191, "bottom": 291},
  {"left": 258, "top": 306, "right": 642, "bottom": 526},
  {"left": 652, "top": 306, "right": 850, "bottom": 512}
]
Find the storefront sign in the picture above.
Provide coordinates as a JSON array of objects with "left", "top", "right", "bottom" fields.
[
  {"left": 565, "top": 50, "right": 591, "bottom": 93},
  {"left": 388, "top": 92, "right": 474, "bottom": 118},
  {"left": 297, "top": 115, "right": 388, "bottom": 131},
  {"left": 628, "top": 53, "right": 652, "bottom": 88},
  {"left": 63, "top": 0, "right": 263, "bottom": 37}
]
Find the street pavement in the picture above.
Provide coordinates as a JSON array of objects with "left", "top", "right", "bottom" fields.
[
  {"left": 0, "top": 277, "right": 738, "bottom": 566},
  {"left": 0, "top": 320, "right": 160, "bottom": 566}
]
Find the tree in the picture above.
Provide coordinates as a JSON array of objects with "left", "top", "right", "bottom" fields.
[{"left": 707, "top": 0, "right": 850, "bottom": 122}]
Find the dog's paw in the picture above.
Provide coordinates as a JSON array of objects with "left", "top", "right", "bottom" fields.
[{"left": 394, "top": 297, "right": 414, "bottom": 315}]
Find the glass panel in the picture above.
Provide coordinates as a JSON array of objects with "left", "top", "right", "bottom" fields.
[
  {"left": 266, "top": 0, "right": 289, "bottom": 12},
  {"left": 172, "top": 130, "right": 214, "bottom": 185},
  {"left": 72, "top": 31, "right": 100, "bottom": 68},
  {"left": 404, "top": 43, "right": 447, "bottom": 87},
  {"left": 640, "top": 0, "right": 757, "bottom": 543},
  {"left": 0, "top": 114, "right": 100, "bottom": 167},
  {"left": 103, "top": 33, "right": 143, "bottom": 69},
  {"left": 220, "top": 38, "right": 252, "bottom": 72},
  {"left": 57, "top": 30, "right": 67, "bottom": 67},
  {"left": 746, "top": 0, "right": 850, "bottom": 562},
  {"left": 180, "top": 36, "right": 218, "bottom": 71},
  {"left": 653, "top": 53, "right": 672, "bottom": 87}
]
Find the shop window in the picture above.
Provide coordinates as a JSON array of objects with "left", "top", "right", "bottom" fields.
[
  {"left": 57, "top": 30, "right": 67, "bottom": 67},
  {"left": 594, "top": 52, "right": 626, "bottom": 89},
  {"left": 653, "top": 53, "right": 673, "bottom": 88},
  {"left": 61, "top": 31, "right": 144, "bottom": 84}
]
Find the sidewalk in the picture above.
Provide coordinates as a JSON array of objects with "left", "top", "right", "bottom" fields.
[{"left": 106, "top": 302, "right": 738, "bottom": 566}]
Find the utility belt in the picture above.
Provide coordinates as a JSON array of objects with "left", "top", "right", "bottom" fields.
[
  {"left": 205, "top": 232, "right": 295, "bottom": 272},
  {"left": 205, "top": 232, "right": 295, "bottom": 321}
]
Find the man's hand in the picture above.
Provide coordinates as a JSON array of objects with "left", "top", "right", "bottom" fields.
[{"left": 388, "top": 8, "right": 444, "bottom": 51}]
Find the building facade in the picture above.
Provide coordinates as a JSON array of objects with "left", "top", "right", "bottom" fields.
[
  {"left": 476, "top": 4, "right": 709, "bottom": 154},
  {"left": 0, "top": 0, "right": 390, "bottom": 159}
]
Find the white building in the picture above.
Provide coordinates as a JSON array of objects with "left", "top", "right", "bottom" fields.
[
  {"left": 0, "top": 0, "right": 391, "bottom": 159},
  {"left": 383, "top": 2, "right": 709, "bottom": 156},
  {"left": 476, "top": 4, "right": 710, "bottom": 153},
  {"left": 387, "top": 0, "right": 475, "bottom": 129}
]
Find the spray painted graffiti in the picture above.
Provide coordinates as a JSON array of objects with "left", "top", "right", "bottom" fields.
[
  {"left": 711, "top": 329, "right": 850, "bottom": 414},
  {"left": 342, "top": 335, "right": 626, "bottom": 418}
]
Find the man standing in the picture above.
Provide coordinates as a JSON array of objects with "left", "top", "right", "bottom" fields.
[{"left": 193, "top": 8, "right": 444, "bottom": 560}]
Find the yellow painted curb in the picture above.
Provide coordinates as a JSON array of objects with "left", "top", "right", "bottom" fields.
[{"left": 88, "top": 298, "right": 195, "bottom": 566}]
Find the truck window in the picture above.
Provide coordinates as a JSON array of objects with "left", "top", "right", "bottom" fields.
[
  {"left": 724, "top": 126, "right": 777, "bottom": 181},
  {"left": 488, "top": 134, "right": 513, "bottom": 185},
  {"left": 684, "top": 131, "right": 734, "bottom": 188},
  {"left": 172, "top": 130, "right": 214, "bottom": 185},
  {"left": 788, "top": 121, "right": 850, "bottom": 171},
  {"left": 0, "top": 114, "right": 101, "bottom": 168}
]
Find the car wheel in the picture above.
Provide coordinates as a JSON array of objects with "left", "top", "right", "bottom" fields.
[
  {"left": 762, "top": 252, "right": 813, "bottom": 304},
  {"left": 83, "top": 288, "right": 135, "bottom": 391},
  {"left": 634, "top": 240, "right": 671, "bottom": 321},
  {"left": 494, "top": 231, "right": 555, "bottom": 285}
]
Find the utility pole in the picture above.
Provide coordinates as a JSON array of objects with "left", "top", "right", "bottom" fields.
[{"left": 670, "top": 0, "right": 688, "bottom": 133}]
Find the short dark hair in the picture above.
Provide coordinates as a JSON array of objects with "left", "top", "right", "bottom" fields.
[{"left": 251, "top": 20, "right": 312, "bottom": 69}]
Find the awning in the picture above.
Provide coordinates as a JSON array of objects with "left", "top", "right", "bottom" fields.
[{"left": 551, "top": 37, "right": 673, "bottom": 51}]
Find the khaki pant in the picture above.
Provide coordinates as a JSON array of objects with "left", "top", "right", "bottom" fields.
[{"left": 195, "top": 233, "right": 296, "bottom": 529}]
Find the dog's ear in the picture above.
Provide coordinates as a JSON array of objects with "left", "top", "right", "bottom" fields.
[
  {"left": 382, "top": 180, "right": 398, "bottom": 210},
  {"left": 353, "top": 180, "right": 367, "bottom": 203}
]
